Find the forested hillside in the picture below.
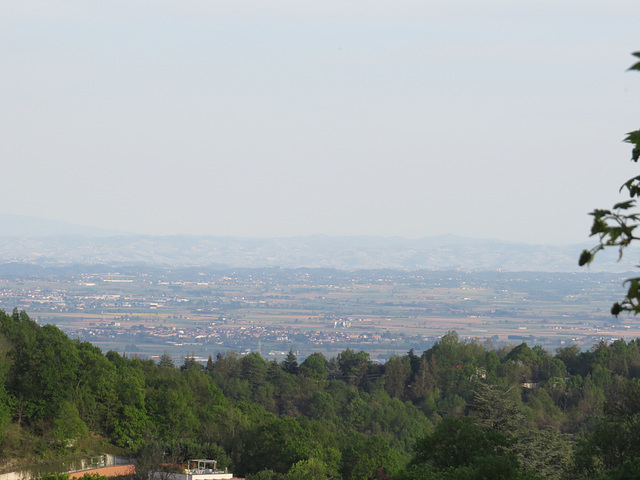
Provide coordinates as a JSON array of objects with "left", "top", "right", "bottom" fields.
[{"left": 1, "top": 308, "right": 640, "bottom": 479}]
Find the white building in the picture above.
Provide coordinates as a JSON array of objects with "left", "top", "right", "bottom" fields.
[{"left": 150, "top": 459, "right": 233, "bottom": 480}]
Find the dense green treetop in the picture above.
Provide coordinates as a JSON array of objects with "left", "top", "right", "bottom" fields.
[{"left": 2, "top": 306, "right": 640, "bottom": 479}]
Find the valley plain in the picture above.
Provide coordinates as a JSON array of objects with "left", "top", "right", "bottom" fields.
[{"left": 0, "top": 263, "right": 637, "bottom": 363}]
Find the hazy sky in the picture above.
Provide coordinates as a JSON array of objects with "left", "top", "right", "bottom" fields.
[{"left": 2, "top": 1, "right": 639, "bottom": 244}]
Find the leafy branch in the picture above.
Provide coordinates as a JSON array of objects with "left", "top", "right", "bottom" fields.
[{"left": 580, "top": 52, "right": 640, "bottom": 315}]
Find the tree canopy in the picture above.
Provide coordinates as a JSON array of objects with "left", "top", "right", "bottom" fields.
[{"left": 5, "top": 307, "right": 640, "bottom": 479}]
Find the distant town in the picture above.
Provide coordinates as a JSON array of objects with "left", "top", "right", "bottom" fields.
[{"left": 0, "top": 263, "right": 637, "bottom": 363}]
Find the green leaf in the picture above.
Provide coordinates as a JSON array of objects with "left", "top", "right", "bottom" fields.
[
  {"left": 590, "top": 218, "right": 608, "bottom": 235},
  {"left": 614, "top": 201, "right": 635, "bottom": 210},
  {"left": 590, "top": 209, "right": 612, "bottom": 217},
  {"left": 624, "top": 131, "right": 640, "bottom": 161},
  {"left": 626, "top": 279, "right": 640, "bottom": 299},
  {"left": 621, "top": 177, "right": 640, "bottom": 197},
  {"left": 628, "top": 52, "right": 640, "bottom": 71},
  {"left": 611, "top": 303, "right": 622, "bottom": 316},
  {"left": 625, "top": 130, "right": 640, "bottom": 144},
  {"left": 578, "top": 250, "right": 592, "bottom": 267}
]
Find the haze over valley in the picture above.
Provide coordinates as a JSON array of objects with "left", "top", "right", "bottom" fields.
[
  {"left": 0, "top": 214, "right": 636, "bottom": 272},
  {"left": 0, "top": 215, "right": 636, "bottom": 363}
]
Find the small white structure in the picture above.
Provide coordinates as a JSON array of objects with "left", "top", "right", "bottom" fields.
[{"left": 150, "top": 459, "right": 232, "bottom": 480}]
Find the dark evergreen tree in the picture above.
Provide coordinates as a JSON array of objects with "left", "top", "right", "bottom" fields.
[
  {"left": 158, "top": 351, "right": 175, "bottom": 368},
  {"left": 281, "top": 348, "right": 299, "bottom": 375},
  {"left": 206, "top": 354, "right": 215, "bottom": 371},
  {"left": 181, "top": 354, "right": 201, "bottom": 371}
]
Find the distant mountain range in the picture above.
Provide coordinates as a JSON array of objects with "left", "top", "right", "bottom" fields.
[{"left": 0, "top": 214, "right": 636, "bottom": 272}]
